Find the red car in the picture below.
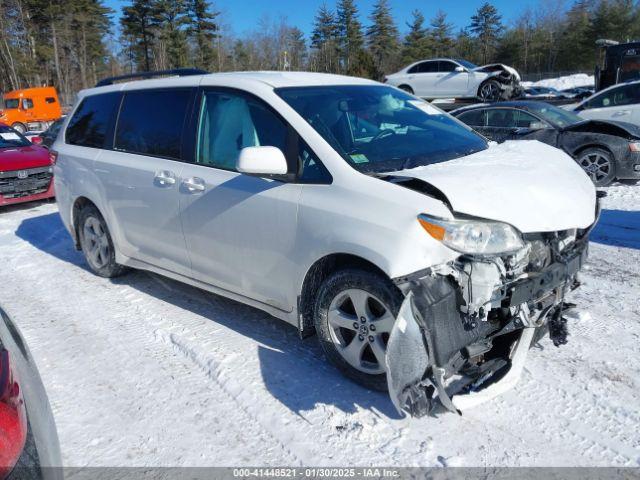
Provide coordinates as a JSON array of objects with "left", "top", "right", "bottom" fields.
[{"left": 0, "top": 124, "right": 54, "bottom": 207}]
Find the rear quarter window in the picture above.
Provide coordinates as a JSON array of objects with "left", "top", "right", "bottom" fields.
[
  {"left": 114, "top": 89, "right": 192, "bottom": 160},
  {"left": 456, "top": 109, "right": 485, "bottom": 127},
  {"left": 66, "top": 92, "right": 121, "bottom": 148}
]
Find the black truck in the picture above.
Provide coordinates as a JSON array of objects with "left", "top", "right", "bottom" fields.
[{"left": 595, "top": 40, "right": 640, "bottom": 91}]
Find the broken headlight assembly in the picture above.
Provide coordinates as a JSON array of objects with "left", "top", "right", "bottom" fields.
[{"left": 418, "top": 214, "right": 524, "bottom": 255}]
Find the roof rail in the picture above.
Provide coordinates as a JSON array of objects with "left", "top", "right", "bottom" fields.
[{"left": 95, "top": 68, "right": 208, "bottom": 87}]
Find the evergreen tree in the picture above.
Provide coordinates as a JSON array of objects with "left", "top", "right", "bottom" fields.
[
  {"left": 336, "top": 0, "right": 364, "bottom": 74},
  {"left": 311, "top": 3, "right": 337, "bottom": 48},
  {"left": 430, "top": 10, "right": 454, "bottom": 57},
  {"left": 366, "top": 0, "right": 399, "bottom": 78},
  {"left": 469, "top": 2, "right": 503, "bottom": 64},
  {"left": 310, "top": 3, "right": 339, "bottom": 72},
  {"left": 153, "top": 0, "right": 190, "bottom": 69},
  {"left": 121, "top": 0, "right": 157, "bottom": 71},
  {"left": 285, "top": 27, "right": 307, "bottom": 70},
  {"left": 402, "top": 10, "right": 430, "bottom": 64},
  {"left": 186, "top": 0, "right": 219, "bottom": 71}
]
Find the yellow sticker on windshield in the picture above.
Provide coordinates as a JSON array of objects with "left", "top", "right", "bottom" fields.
[{"left": 350, "top": 154, "right": 369, "bottom": 164}]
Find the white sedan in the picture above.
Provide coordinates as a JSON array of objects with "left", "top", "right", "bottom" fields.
[
  {"left": 573, "top": 80, "right": 640, "bottom": 125},
  {"left": 384, "top": 58, "right": 522, "bottom": 101}
]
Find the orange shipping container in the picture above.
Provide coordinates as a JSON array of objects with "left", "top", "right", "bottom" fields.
[{"left": 0, "top": 87, "right": 62, "bottom": 133}]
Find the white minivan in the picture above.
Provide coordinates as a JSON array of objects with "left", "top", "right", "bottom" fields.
[{"left": 53, "top": 70, "right": 597, "bottom": 417}]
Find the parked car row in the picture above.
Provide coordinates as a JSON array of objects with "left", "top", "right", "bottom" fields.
[{"left": 451, "top": 100, "right": 640, "bottom": 186}]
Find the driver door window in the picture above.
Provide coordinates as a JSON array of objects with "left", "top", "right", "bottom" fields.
[{"left": 197, "top": 91, "right": 288, "bottom": 170}]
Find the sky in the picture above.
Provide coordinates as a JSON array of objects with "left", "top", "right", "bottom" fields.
[{"left": 104, "top": 0, "right": 543, "bottom": 37}]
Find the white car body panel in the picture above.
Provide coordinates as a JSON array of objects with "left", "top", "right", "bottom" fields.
[
  {"left": 393, "top": 141, "right": 596, "bottom": 233},
  {"left": 385, "top": 59, "right": 519, "bottom": 99},
  {"left": 574, "top": 80, "right": 640, "bottom": 125},
  {"left": 54, "top": 71, "right": 594, "bottom": 329}
]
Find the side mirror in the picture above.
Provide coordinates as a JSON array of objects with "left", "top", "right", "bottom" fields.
[
  {"left": 454, "top": 66, "right": 465, "bottom": 73},
  {"left": 30, "top": 136, "right": 43, "bottom": 145},
  {"left": 237, "top": 146, "right": 288, "bottom": 176}
]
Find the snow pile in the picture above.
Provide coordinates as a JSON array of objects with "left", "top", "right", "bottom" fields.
[{"left": 521, "top": 73, "right": 595, "bottom": 90}]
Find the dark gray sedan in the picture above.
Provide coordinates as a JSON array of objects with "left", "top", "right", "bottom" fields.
[{"left": 452, "top": 100, "right": 640, "bottom": 186}]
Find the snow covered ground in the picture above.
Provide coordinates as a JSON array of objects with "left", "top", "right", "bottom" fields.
[
  {"left": 521, "top": 73, "right": 595, "bottom": 90},
  {"left": 0, "top": 184, "right": 639, "bottom": 467}
]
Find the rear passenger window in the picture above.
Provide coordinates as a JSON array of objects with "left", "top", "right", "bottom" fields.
[
  {"left": 66, "top": 92, "right": 121, "bottom": 148},
  {"left": 115, "top": 89, "right": 191, "bottom": 160},
  {"left": 457, "top": 109, "right": 485, "bottom": 127}
]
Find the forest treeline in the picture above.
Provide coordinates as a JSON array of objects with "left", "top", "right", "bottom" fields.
[{"left": 0, "top": 0, "right": 639, "bottom": 102}]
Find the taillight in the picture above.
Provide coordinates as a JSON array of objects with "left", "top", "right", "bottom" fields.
[
  {"left": 0, "top": 349, "right": 27, "bottom": 477},
  {"left": 49, "top": 150, "right": 58, "bottom": 165}
]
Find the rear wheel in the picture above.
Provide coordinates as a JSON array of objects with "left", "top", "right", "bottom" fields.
[
  {"left": 314, "top": 269, "right": 403, "bottom": 391},
  {"left": 577, "top": 147, "right": 616, "bottom": 186},
  {"left": 478, "top": 80, "right": 502, "bottom": 102},
  {"left": 78, "top": 205, "right": 127, "bottom": 278},
  {"left": 11, "top": 123, "right": 26, "bottom": 134}
]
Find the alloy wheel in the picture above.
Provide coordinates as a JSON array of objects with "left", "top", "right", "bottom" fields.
[
  {"left": 578, "top": 151, "right": 612, "bottom": 183},
  {"left": 327, "top": 288, "right": 395, "bottom": 374},
  {"left": 479, "top": 82, "right": 501, "bottom": 101},
  {"left": 83, "top": 216, "right": 110, "bottom": 270}
]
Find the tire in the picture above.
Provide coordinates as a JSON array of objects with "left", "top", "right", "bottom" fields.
[
  {"left": 477, "top": 80, "right": 502, "bottom": 102},
  {"left": 314, "top": 268, "right": 404, "bottom": 391},
  {"left": 11, "top": 123, "right": 26, "bottom": 134},
  {"left": 398, "top": 85, "right": 414, "bottom": 95},
  {"left": 78, "top": 205, "right": 127, "bottom": 278},
  {"left": 576, "top": 147, "right": 616, "bottom": 186}
]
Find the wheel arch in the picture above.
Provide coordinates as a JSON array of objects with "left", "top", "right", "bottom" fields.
[
  {"left": 71, "top": 196, "right": 101, "bottom": 249},
  {"left": 571, "top": 142, "right": 615, "bottom": 159},
  {"left": 476, "top": 77, "right": 502, "bottom": 99},
  {"left": 397, "top": 84, "right": 414, "bottom": 94},
  {"left": 297, "top": 252, "right": 396, "bottom": 337}
]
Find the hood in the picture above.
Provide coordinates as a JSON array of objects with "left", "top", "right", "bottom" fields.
[
  {"left": 393, "top": 141, "right": 596, "bottom": 233},
  {"left": 562, "top": 119, "right": 640, "bottom": 139},
  {"left": 473, "top": 63, "right": 521, "bottom": 82},
  {"left": 0, "top": 145, "right": 51, "bottom": 171}
]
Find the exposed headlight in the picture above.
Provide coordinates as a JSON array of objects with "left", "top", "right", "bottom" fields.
[
  {"left": 418, "top": 214, "right": 525, "bottom": 255},
  {"left": 629, "top": 141, "right": 640, "bottom": 152}
]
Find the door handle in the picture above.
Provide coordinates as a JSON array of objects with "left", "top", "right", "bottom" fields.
[
  {"left": 154, "top": 170, "right": 176, "bottom": 186},
  {"left": 182, "top": 177, "right": 205, "bottom": 193}
]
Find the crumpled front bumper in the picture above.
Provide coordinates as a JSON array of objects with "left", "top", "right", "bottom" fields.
[{"left": 386, "top": 241, "right": 588, "bottom": 418}]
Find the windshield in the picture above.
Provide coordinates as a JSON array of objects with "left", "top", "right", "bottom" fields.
[
  {"left": 527, "top": 103, "right": 583, "bottom": 127},
  {"left": 457, "top": 59, "right": 478, "bottom": 70},
  {"left": 0, "top": 125, "right": 31, "bottom": 148},
  {"left": 276, "top": 85, "right": 488, "bottom": 173},
  {"left": 3, "top": 99, "right": 19, "bottom": 109}
]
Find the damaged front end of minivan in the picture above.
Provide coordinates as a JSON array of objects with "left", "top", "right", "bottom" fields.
[{"left": 386, "top": 218, "right": 596, "bottom": 418}]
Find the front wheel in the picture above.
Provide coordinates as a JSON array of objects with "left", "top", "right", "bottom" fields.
[
  {"left": 576, "top": 147, "right": 616, "bottom": 186},
  {"left": 478, "top": 80, "right": 502, "bottom": 102},
  {"left": 314, "top": 269, "right": 403, "bottom": 391},
  {"left": 11, "top": 123, "right": 26, "bottom": 134},
  {"left": 78, "top": 205, "right": 127, "bottom": 278}
]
